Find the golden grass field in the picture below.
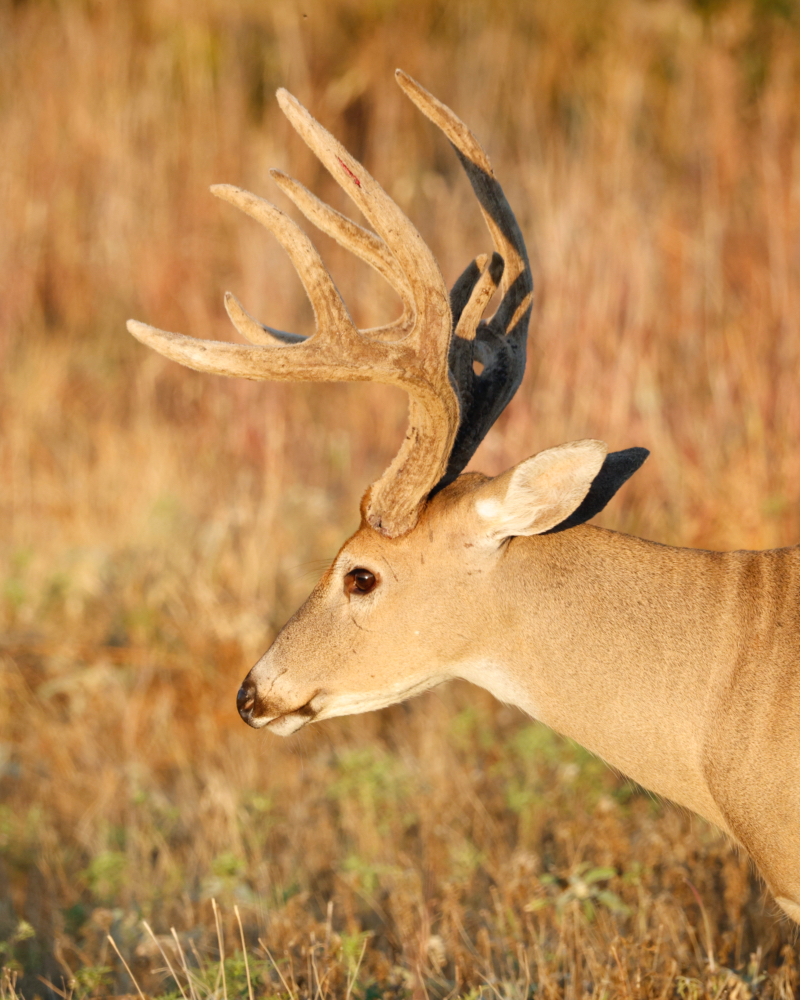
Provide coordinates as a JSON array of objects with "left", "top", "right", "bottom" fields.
[{"left": 3, "top": 0, "right": 800, "bottom": 996}]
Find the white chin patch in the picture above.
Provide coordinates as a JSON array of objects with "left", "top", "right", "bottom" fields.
[
  {"left": 245, "top": 714, "right": 275, "bottom": 730},
  {"left": 266, "top": 713, "right": 311, "bottom": 737},
  {"left": 317, "top": 675, "right": 448, "bottom": 721}
]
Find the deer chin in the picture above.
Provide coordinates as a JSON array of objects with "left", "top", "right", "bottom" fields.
[
  {"left": 265, "top": 711, "right": 315, "bottom": 737},
  {"left": 311, "top": 675, "right": 450, "bottom": 723}
]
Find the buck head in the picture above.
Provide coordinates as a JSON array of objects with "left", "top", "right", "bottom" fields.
[
  {"left": 236, "top": 440, "right": 646, "bottom": 735},
  {"left": 128, "top": 71, "right": 647, "bottom": 737}
]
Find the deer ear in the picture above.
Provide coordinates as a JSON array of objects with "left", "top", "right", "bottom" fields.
[
  {"left": 544, "top": 446, "right": 649, "bottom": 533},
  {"left": 474, "top": 440, "right": 609, "bottom": 541}
]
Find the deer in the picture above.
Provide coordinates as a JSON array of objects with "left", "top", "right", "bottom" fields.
[{"left": 128, "top": 71, "right": 800, "bottom": 925}]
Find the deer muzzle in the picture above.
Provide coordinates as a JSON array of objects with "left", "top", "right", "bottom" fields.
[{"left": 236, "top": 669, "right": 321, "bottom": 736}]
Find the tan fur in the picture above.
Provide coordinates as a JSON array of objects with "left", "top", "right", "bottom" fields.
[{"left": 238, "top": 461, "right": 800, "bottom": 924}]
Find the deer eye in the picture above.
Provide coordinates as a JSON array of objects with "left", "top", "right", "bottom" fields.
[{"left": 345, "top": 568, "right": 378, "bottom": 595}]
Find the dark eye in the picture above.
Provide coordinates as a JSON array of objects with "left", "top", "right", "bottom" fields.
[{"left": 345, "top": 568, "right": 378, "bottom": 595}]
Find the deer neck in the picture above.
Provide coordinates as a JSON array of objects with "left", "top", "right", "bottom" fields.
[{"left": 454, "top": 525, "right": 798, "bottom": 831}]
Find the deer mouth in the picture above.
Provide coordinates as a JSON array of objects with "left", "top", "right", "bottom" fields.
[
  {"left": 241, "top": 691, "right": 322, "bottom": 735},
  {"left": 263, "top": 700, "right": 319, "bottom": 736}
]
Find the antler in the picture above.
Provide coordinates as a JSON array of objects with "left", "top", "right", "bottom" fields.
[{"left": 127, "top": 71, "right": 532, "bottom": 536}]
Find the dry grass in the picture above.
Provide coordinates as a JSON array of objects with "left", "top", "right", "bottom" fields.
[{"left": 2, "top": 0, "right": 800, "bottom": 996}]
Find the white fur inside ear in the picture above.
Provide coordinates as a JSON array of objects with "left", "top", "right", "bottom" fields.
[{"left": 477, "top": 439, "right": 608, "bottom": 540}]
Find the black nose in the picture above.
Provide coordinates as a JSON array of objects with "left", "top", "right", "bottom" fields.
[{"left": 237, "top": 676, "right": 256, "bottom": 723}]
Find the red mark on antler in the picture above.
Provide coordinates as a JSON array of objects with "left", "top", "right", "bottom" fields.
[{"left": 337, "top": 157, "right": 362, "bottom": 188}]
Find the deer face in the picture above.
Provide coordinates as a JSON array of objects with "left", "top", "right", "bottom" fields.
[
  {"left": 235, "top": 439, "right": 645, "bottom": 735},
  {"left": 236, "top": 476, "right": 491, "bottom": 735}
]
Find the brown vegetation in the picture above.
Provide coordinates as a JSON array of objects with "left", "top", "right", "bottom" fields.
[{"left": 2, "top": 0, "right": 800, "bottom": 996}]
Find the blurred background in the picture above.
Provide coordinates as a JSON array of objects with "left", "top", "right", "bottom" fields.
[{"left": 2, "top": 0, "right": 800, "bottom": 996}]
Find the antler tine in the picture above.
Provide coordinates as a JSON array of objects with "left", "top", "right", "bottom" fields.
[
  {"left": 218, "top": 171, "right": 416, "bottom": 346},
  {"left": 449, "top": 252, "right": 504, "bottom": 385},
  {"left": 396, "top": 71, "right": 531, "bottom": 321},
  {"left": 211, "top": 184, "right": 358, "bottom": 346},
  {"left": 395, "top": 70, "right": 533, "bottom": 488},
  {"left": 269, "top": 169, "right": 415, "bottom": 338},
  {"left": 275, "top": 89, "right": 453, "bottom": 364},
  {"left": 223, "top": 294, "right": 306, "bottom": 346}
]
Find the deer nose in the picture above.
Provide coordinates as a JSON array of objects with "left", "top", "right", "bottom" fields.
[{"left": 237, "top": 676, "right": 257, "bottom": 725}]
